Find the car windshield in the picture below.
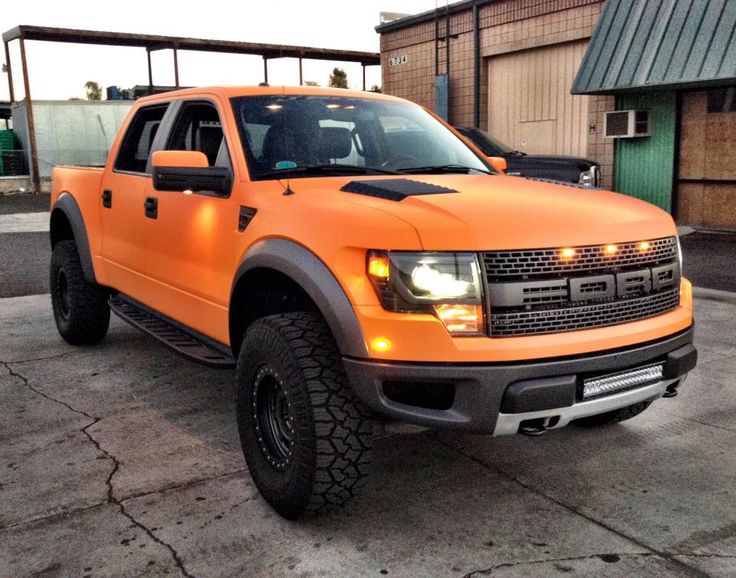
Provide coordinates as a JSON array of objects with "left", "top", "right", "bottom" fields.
[
  {"left": 231, "top": 95, "right": 492, "bottom": 180},
  {"left": 474, "top": 129, "right": 514, "bottom": 155}
]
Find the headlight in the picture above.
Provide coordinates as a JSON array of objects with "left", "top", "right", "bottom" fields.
[
  {"left": 578, "top": 165, "right": 599, "bottom": 188},
  {"left": 367, "top": 251, "right": 485, "bottom": 336}
]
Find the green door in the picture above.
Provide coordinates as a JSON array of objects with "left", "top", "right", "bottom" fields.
[{"left": 614, "top": 92, "right": 677, "bottom": 212}]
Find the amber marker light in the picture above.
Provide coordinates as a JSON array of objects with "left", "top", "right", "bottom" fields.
[
  {"left": 560, "top": 247, "right": 576, "bottom": 259},
  {"left": 433, "top": 304, "right": 485, "bottom": 336},
  {"left": 371, "top": 337, "right": 392, "bottom": 353},
  {"left": 604, "top": 244, "right": 619, "bottom": 255},
  {"left": 367, "top": 253, "right": 390, "bottom": 280},
  {"left": 639, "top": 241, "right": 651, "bottom": 251}
]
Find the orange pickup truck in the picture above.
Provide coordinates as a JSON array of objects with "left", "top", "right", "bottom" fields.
[{"left": 49, "top": 86, "right": 696, "bottom": 518}]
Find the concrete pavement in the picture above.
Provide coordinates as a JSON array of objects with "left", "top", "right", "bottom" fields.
[{"left": 1, "top": 292, "right": 735, "bottom": 577}]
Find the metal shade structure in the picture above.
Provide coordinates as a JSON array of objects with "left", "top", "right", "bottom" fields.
[
  {"left": 572, "top": 0, "right": 736, "bottom": 95},
  {"left": 2, "top": 25, "right": 381, "bottom": 192}
]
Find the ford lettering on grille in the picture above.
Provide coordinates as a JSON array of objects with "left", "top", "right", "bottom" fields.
[{"left": 483, "top": 238, "right": 681, "bottom": 337}]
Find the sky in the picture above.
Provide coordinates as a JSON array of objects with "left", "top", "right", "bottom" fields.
[{"left": 1, "top": 0, "right": 440, "bottom": 101}]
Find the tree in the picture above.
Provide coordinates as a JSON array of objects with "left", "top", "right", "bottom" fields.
[
  {"left": 304, "top": 80, "right": 320, "bottom": 87},
  {"left": 370, "top": 84, "right": 383, "bottom": 93},
  {"left": 328, "top": 68, "right": 348, "bottom": 89},
  {"left": 84, "top": 81, "right": 103, "bottom": 101}
]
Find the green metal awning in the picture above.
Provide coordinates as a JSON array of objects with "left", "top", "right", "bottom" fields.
[{"left": 572, "top": 0, "right": 736, "bottom": 95}]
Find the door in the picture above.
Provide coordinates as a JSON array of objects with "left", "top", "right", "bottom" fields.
[
  {"left": 100, "top": 103, "right": 169, "bottom": 294},
  {"left": 143, "top": 99, "right": 236, "bottom": 343},
  {"left": 488, "top": 40, "right": 589, "bottom": 156}
]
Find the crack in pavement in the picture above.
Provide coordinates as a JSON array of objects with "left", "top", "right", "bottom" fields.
[
  {"left": 0, "top": 469, "right": 250, "bottom": 533},
  {"left": 0, "top": 502, "right": 108, "bottom": 532},
  {"left": 463, "top": 552, "right": 659, "bottom": 577},
  {"left": 2, "top": 360, "right": 95, "bottom": 420},
  {"left": 2, "top": 350, "right": 79, "bottom": 365},
  {"left": 2, "top": 361, "right": 197, "bottom": 578},
  {"left": 434, "top": 436, "right": 713, "bottom": 578},
  {"left": 680, "top": 416, "right": 736, "bottom": 436},
  {"left": 119, "top": 469, "right": 248, "bottom": 502}
]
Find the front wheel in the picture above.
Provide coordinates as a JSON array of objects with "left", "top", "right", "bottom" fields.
[{"left": 236, "top": 312, "right": 373, "bottom": 518}]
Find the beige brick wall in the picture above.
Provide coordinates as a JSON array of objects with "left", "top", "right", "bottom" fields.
[{"left": 380, "top": 0, "right": 615, "bottom": 187}]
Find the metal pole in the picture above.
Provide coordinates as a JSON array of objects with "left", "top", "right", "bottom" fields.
[
  {"left": 434, "top": 9, "right": 439, "bottom": 77},
  {"left": 19, "top": 37, "right": 41, "bottom": 194},
  {"left": 299, "top": 57, "right": 303, "bottom": 85},
  {"left": 445, "top": 4, "right": 450, "bottom": 76},
  {"left": 362, "top": 64, "right": 366, "bottom": 91},
  {"left": 4, "top": 41, "right": 14, "bottom": 103},
  {"left": 473, "top": 0, "right": 480, "bottom": 128},
  {"left": 173, "top": 45, "right": 180, "bottom": 89},
  {"left": 263, "top": 56, "right": 268, "bottom": 84},
  {"left": 147, "top": 48, "right": 153, "bottom": 95},
  {"left": 445, "top": 3, "right": 451, "bottom": 123}
]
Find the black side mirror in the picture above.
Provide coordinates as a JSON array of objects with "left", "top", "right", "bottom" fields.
[{"left": 153, "top": 165, "right": 232, "bottom": 197}]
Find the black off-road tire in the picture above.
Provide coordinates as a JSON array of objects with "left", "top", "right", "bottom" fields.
[
  {"left": 236, "top": 312, "right": 373, "bottom": 519},
  {"left": 574, "top": 400, "right": 653, "bottom": 427},
  {"left": 50, "top": 240, "right": 110, "bottom": 345}
]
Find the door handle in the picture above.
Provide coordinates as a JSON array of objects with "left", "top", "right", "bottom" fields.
[
  {"left": 102, "top": 189, "right": 112, "bottom": 208},
  {"left": 144, "top": 197, "right": 158, "bottom": 219}
]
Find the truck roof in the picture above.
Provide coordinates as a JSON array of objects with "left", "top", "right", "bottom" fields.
[{"left": 135, "top": 85, "right": 406, "bottom": 105}]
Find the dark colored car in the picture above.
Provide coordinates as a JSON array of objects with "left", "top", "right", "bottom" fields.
[{"left": 456, "top": 126, "right": 600, "bottom": 187}]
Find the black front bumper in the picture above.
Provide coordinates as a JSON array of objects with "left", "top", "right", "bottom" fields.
[{"left": 343, "top": 326, "right": 696, "bottom": 434}]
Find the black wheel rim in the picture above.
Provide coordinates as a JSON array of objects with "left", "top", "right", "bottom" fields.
[
  {"left": 55, "top": 268, "right": 71, "bottom": 320},
  {"left": 252, "top": 366, "right": 294, "bottom": 471}
]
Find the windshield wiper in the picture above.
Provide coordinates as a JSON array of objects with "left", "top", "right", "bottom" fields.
[
  {"left": 395, "top": 164, "right": 492, "bottom": 175},
  {"left": 258, "top": 164, "right": 399, "bottom": 178}
]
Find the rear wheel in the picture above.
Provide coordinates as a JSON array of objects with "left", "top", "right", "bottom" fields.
[
  {"left": 50, "top": 240, "right": 110, "bottom": 345},
  {"left": 574, "top": 400, "right": 652, "bottom": 427},
  {"left": 236, "top": 311, "right": 373, "bottom": 519}
]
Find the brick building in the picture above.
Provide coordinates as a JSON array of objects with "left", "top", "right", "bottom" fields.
[
  {"left": 377, "top": 0, "right": 736, "bottom": 230},
  {"left": 376, "top": 0, "right": 615, "bottom": 188}
]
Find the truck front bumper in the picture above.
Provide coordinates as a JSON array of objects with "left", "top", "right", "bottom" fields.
[{"left": 343, "top": 325, "right": 696, "bottom": 435}]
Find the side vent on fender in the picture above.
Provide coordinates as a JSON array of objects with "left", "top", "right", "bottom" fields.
[{"left": 238, "top": 206, "right": 258, "bottom": 232}]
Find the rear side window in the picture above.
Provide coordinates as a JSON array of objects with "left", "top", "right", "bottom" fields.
[{"left": 115, "top": 104, "right": 168, "bottom": 173}]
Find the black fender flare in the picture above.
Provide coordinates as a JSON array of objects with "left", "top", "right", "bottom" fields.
[
  {"left": 50, "top": 193, "right": 96, "bottom": 283},
  {"left": 231, "top": 239, "right": 368, "bottom": 358}
]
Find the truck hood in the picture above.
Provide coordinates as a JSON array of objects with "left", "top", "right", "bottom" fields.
[
  {"left": 507, "top": 155, "right": 596, "bottom": 169},
  {"left": 291, "top": 174, "right": 677, "bottom": 251}
]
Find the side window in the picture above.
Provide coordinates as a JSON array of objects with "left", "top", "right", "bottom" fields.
[
  {"left": 166, "top": 101, "right": 230, "bottom": 169},
  {"left": 115, "top": 104, "right": 168, "bottom": 173}
]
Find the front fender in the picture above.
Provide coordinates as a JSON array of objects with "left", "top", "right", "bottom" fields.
[{"left": 232, "top": 239, "right": 368, "bottom": 358}]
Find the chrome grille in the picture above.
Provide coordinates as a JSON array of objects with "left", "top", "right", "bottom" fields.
[
  {"left": 483, "top": 237, "right": 677, "bottom": 279},
  {"left": 484, "top": 237, "right": 681, "bottom": 337}
]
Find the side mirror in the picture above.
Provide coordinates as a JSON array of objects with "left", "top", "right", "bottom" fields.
[
  {"left": 487, "top": 156, "right": 507, "bottom": 174},
  {"left": 152, "top": 150, "right": 231, "bottom": 196}
]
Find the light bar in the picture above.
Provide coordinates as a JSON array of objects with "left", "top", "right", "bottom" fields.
[{"left": 583, "top": 363, "right": 665, "bottom": 399}]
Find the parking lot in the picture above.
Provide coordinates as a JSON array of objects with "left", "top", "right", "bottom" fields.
[{"left": 1, "top": 197, "right": 735, "bottom": 577}]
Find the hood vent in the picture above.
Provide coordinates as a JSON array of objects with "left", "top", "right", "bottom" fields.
[{"left": 341, "top": 179, "right": 457, "bottom": 202}]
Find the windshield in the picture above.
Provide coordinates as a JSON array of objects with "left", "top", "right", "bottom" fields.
[
  {"left": 473, "top": 129, "right": 514, "bottom": 155},
  {"left": 231, "top": 95, "right": 492, "bottom": 180}
]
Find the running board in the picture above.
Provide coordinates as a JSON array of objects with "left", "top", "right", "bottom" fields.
[{"left": 109, "top": 294, "right": 235, "bottom": 368}]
